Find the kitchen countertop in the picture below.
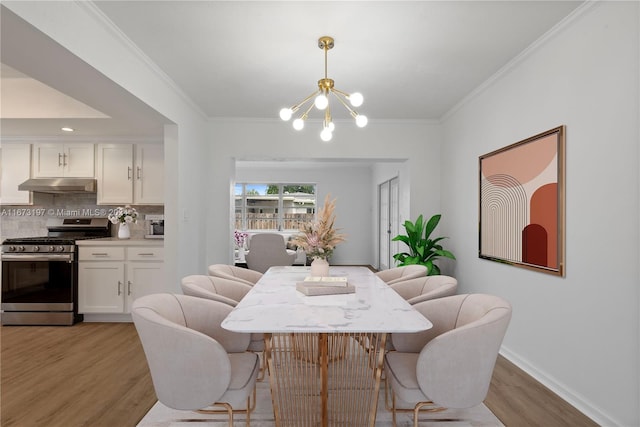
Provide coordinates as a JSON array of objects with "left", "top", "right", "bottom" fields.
[{"left": 76, "top": 238, "right": 164, "bottom": 246}]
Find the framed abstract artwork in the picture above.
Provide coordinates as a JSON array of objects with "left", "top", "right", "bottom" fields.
[{"left": 479, "top": 126, "right": 566, "bottom": 276}]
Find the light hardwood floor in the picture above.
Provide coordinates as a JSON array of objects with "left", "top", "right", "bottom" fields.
[{"left": 1, "top": 323, "right": 598, "bottom": 427}]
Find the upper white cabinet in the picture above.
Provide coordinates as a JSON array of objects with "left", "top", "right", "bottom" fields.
[
  {"left": 96, "top": 143, "right": 163, "bottom": 205},
  {"left": 0, "top": 143, "right": 32, "bottom": 205},
  {"left": 134, "top": 144, "right": 164, "bottom": 204},
  {"left": 96, "top": 144, "right": 134, "bottom": 204},
  {"left": 32, "top": 142, "right": 94, "bottom": 177}
]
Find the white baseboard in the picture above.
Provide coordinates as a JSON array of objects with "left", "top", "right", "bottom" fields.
[{"left": 499, "top": 345, "right": 617, "bottom": 426}]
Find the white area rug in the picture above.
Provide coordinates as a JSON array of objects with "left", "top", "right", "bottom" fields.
[{"left": 137, "top": 378, "right": 504, "bottom": 427}]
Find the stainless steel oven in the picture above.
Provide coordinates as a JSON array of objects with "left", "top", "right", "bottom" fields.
[{"left": 1, "top": 218, "right": 110, "bottom": 325}]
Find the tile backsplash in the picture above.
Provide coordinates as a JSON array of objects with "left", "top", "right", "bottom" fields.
[{"left": 0, "top": 193, "right": 163, "bottom": 240}]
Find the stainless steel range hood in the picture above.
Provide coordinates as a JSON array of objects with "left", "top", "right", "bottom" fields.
[{"left": 18, "top": 178, "right": 97, "bottom": 194}]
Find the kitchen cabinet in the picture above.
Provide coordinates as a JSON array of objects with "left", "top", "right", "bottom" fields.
[
  {"left": 95, "top": 144, "right": 134, "bottom": 204},
  {"left": 0, "top": 143, "right": 32, "bottom": 205},
  {"left": 96, "top": 143, "right": 163, "bottom": 205},
  {"left": 134, "top": 144, "right": 164, "bottom": 204},
  {"left": 78, "top": 244, "right": 164, "bottom": 314},
  {"left": 32, "top": 142, "right": 94, "bottom": 177}
]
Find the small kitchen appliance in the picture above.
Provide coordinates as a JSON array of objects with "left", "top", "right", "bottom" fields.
[{"left": 145, "top": 214, "right": 164, "bottom": 239}]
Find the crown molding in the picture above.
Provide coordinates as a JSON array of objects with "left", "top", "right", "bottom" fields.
[
  {"left": 441, "top": 1, "right": 598, "bottom": 123},
  {"left": 77, "top": 1, "right": 208, "bottom": 121}
]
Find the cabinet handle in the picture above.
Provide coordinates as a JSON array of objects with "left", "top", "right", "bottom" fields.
[
  {"left": 137, "top": 253, "right": 155, "bottom": 256},
  {"left": 63, "top": 153, "right": 68, "bottom": 167},
  {"left": 137, "top": 166, "right": 142, "bottom": 180},
  {"left": 58, "top": 153, "right": 63, "bottom": 166},
  {"left": 127, "top": 166, "right": 132, "bottom": 180},
  {"left": 127, "top": 280, "right": 132, "bottom": 296},
  {"left": 91, "top": 252, "right": 109, "bottom": 256},
  {"left": 117, "top": 281, "right": 122, "bottom": 296}
]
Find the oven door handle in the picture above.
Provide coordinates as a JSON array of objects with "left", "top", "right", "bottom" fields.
[{"left": 1, "top": 254, "right": 74, "bottom": 262}]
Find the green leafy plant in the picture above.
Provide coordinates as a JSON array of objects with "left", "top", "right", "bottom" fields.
[{"left": 392, "top": 214, "right": 456, "bottom": 275}]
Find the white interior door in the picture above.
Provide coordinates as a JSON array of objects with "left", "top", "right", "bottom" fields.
[{"left": 378, "top": 176, "right": 399, "bottom": 271}]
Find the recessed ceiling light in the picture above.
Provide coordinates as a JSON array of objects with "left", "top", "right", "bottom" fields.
[{"left": 61, "top": 127, "right": 74, "bottom": 132}]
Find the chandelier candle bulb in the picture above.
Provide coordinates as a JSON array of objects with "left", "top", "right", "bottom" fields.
[
  {"left": 314, "top": 94, "right": 329, "bottom": 110},
  {"left": 320, "top": 127, "right": 333, "bottom": 142},
  {"left": 349, "top": 92, "right": 364, "bottom": 107},
  {"left": 279, "top": 108, "right": 293, "bottom": 121},
  {"left": 293, "top": 118, "right": 305, "bottom": 130}
]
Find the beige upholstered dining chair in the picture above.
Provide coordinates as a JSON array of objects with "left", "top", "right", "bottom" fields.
[
  {"left": 131, "top": 293, "right": 259, "bottom": 427},
  {"left": 375, "top": 265, "right": 428, "bottom": 285},
  {"left": 181, "top": 274, "right": 252, "bottom": 306},
  {"left": 384, "top": 294, "right": 512, "bottom": 427},
  {"left": 390, "top": 275, "right": 458, "bottom": 305},
  {"left": 244, "top": 233, "right": 296, "bottom": 273},
  {"left": 181, "top": 274, "right": 266, "bottom": 380},
  {"left": 208, "top": 264, "right": 262, "bottom": 286}
]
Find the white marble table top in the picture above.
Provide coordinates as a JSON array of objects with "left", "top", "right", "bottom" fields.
[{"left": 221, "top": 266, "right": 433, "bottom": 334}]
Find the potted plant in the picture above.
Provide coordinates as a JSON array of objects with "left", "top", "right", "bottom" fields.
[{"left": 392, "top": 214, "right": 455, "bottom": 275}]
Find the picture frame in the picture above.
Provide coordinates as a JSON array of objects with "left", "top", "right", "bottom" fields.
[{"left": 479, "top": 126, "right": 566, "bottom": 276}]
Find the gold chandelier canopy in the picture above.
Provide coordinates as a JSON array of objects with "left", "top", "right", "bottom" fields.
[{"left": 279, "top": 36, "right": 367, "bottom": 142}]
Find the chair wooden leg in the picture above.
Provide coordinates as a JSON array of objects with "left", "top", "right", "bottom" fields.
[
  {"left": 413, "top": 401, "right": 447, "bottom": 426},
  {"left": 249, "top": 384, "right": 257, "bottom": 412},
  {"left": 197, "top": 399, "right": 256, "bottom": 426},
  {"left": 392, "top": 391, "right": 397, "bottom": 427},
  {"left": 246, "top": 394, "right": 251, "bottom": 427},
  {"left": 384, "top": 375, "right": 393, "bottom": 411}
]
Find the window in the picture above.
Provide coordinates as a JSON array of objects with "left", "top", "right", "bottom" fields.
[{"left": 235, "top": 183, "right": 316, "bottom": 231}]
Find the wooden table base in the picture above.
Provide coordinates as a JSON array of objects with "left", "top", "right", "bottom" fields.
[{"left": 265, "top": 332, "right": 387, "bottom": 427}]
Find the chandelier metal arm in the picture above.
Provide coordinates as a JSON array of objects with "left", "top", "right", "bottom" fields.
[
  {"left": 289, "top": 89, "right": 321, "bottom": 113},
  {"left": 324, "top": 106, "right": 332, "bottom": 127},
  {"left": 330, "top": 89, "right": 359, "bottom": 118},
  {"left": 299, "top": 100, "right": 315, "bottom": 120},
  {"left": 330, "top": 87, "right": 350, "bottom": 98}
]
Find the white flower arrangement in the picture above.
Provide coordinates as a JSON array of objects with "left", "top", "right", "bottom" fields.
[{"left": 108, "top": 205, "right": 138, "bottom": 224}]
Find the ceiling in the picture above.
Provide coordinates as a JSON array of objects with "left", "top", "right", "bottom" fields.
[{"left": 1, "top": 1, "right": 584, "bottom": 138}]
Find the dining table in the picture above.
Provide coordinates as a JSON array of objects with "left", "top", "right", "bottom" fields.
[{"left": 221, "top": 265, "right": 433, "bottom": 427}]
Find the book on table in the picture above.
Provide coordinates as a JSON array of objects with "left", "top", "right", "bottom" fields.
[
  {"left": 303, "top": 276, "right": 349, "bottom": 286},
  {"left": 296, "top": 276, "right": 355, "bottom": 296}
]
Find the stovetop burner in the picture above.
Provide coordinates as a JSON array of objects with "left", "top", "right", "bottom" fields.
[
  {"left": 2, "top": 217, "right": 112, "bottom": 254},
  {"left": 2, "top": 236, "right": 105, "bottom": 244},
  {"left": 3, "top": 236, "right": 76, "bottom": 244}
]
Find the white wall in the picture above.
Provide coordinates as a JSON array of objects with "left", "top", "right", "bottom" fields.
[
  {"left": 236, "top": 162, "right": 374, "bottom": 265},
  {"left": 441, "top": 2, "right": 639, "bottom": 425},
  {"left": 206, "top": 120, "right": 441, "bottom": 266}
]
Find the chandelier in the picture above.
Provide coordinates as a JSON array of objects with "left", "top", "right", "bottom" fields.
[{"left": 279, "top": 36, "right": 367, "bottom": 142}]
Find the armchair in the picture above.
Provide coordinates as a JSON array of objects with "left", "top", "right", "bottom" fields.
[
  {"left": 390, "top": 275, "right": 458, "bottom": 304},
  {"left": 208, "top": 264, "right": 263, "bottom": 286},
  {"left": 180, "top": 274, "right": 252, "bottom": 306},
  {"left": 181, "top": 274, "right": 265, "bottom": 380},
  {"left": 131, "top": 293, "right": 259, "bottom": 426},
  {"left": 375, "top": 265, "right": 428, "bottom": 285},
  {"left": 384, "top": 294, "right": 512, "bottom": 427},
  {"left": 245, "top": 233, "right": 296, "bottom": 273}
]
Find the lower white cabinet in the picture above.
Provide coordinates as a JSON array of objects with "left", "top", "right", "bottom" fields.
[{"left": 78, "top": 245, "right": 164, "bottom": 314}]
